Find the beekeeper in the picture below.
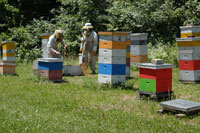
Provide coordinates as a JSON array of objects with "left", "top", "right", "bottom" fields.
[
  {"left": 47, "top": 30, "right": 67, "bottom": 58},
  {"left": 80, "top": 23, "right": 98, "bottom": 74}
]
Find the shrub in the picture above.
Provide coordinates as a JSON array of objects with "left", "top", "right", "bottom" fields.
[{"left": 148, "top": 42, "right": 178, "bottom": 67}]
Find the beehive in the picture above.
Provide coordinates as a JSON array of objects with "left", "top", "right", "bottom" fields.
[
  {"left": 1, "top": 41, "right": 15, "bottom": 62},
  {"left": 98, "top": 32, "right": 130, "bottom": 85},
  {"left": 0, "top": 61, "right": 16, "bottom": 75},
  {"left": 40, "top": 33, "right": 51, "bottom": 58},
  {"left": 180, "top": 25, "right": 200, "bottom": 38},
  {"left": 130, "top": 33, "right": 148, "bottom": 65},
  {"left": 38, "top": 58, "right": 63, "bottom": 82},
  {"left": 139, "top": 62, "right": 173, "bottom": 94},
  {"left": 177, "top": 37, "right": 200, "bottom": 82}
]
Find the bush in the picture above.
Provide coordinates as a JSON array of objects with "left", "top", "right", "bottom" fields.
[{"left": 148, "top": 42, "right": 178, "bottom": 67}]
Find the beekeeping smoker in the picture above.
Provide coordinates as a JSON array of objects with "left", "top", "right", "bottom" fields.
[
  {"left": 47, "top": 30, "right": 67, "bottom": 58},
  {"left": 80, "top": 23, "right": 98, "bottom": 74}
]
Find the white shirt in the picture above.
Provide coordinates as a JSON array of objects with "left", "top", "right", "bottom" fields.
[{"left": 47, "top": 35, "right": 65, "bottom": 54}]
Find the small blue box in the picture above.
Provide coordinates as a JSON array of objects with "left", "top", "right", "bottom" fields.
[
  {"left": 126, "top": 45, "right": 130, "bottom": 52},
  {"left": 38, "top": 62, "right": 63, "bottom": 70},
  {"left": 98, "top": 63, "right": 126, "bottom": 75}
]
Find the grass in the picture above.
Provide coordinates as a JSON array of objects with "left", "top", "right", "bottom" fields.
[{"left": 0, "top": 59, "right": 200, "bottom": 132}]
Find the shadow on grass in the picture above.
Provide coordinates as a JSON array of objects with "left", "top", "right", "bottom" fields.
[{"left": 99, "top": 82, "right": 138, "bottom": 91}]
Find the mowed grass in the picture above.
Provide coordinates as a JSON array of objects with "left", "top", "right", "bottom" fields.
[{"left": 0, "top": 59, "right": 200, "bottom": 132}]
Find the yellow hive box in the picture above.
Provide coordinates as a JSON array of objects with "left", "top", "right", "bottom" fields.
[
  {"left": 98, "top": 32, "right": 130, "bottom": 36},
  {"left": 99, "top": 41, "right": 127, "bottom": 49},
  {"left": 176, "top": 37, "right": 200, "bottom": 47},
  {"left": 3, "top": 53, "right": 15, "bottom": 57},
  {"left": 126, "top": 52, "right": 130, "bottom": 58},
  {"left": 180, "top": 26, "right": 200, "bottom": 38},
  {"left": 1, "top": 41, "right": 15, "bottom": 50},
  {"left": 40, "top": 33, "right": 51, "bottom": 39}
]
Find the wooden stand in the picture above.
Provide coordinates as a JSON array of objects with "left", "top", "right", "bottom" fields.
[{"left": 136, "top": 90, "right": 173, "bottom": 101}]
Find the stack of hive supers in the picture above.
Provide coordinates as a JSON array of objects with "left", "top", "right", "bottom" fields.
[
  {"left": 130, "top": 33, "right": 148, "bottom": 65},
  {"left": 38, "top": 58, "right": 63, "bottom": 82},
  {"left": 0, "top": 41, "right": 16, "bottom": 75},
  {"left": 126, "top": 34, "right": 131, "bottom": 78},
  {"left": 98, "top": 32, "right": 129, "bottom": 85},
  {"left": 40, "top": 33, "right": 51, "bottom": 58},
  {"left": 177, "top": 25, "right": 200, "bottom": 83},
  {"left": 33, "top": 33, "right": 52, "bottom": 76},
  {"left": 138, "top": 59, "right": 173, "bottom": 96}
]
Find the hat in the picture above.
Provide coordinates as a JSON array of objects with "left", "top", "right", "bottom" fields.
[
  {"left": 82, "top": 23, "right": 93, "bottom": 30},
  {"left": 54, "top": 30, "right": 64, "bottom": 39}
]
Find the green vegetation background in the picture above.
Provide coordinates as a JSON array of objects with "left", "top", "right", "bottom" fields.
[{"left": 0, "top": 0, "right": 200, "bottom": 65}]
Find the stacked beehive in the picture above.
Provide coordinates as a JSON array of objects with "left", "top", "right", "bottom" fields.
[
  {"left": 0, "top": 41, "right": 16, "bottom": 75},
  {"left": 33, "top": 33, "right": 51, "bottom": 76},
  {"left": 98, "top": 32, "right": 129, "bottom": 85},
  {"left": 177, "top": 25, "right": 200, "bottom": 83},
  {"left": 38, "top": 58, "right": 63, "bottom": 82},
  {"left": 126, "top": 34, "right": 131, "bottom": 78},
  {"left": 130, "top": 33, "right": 148, "bottom": 65},
  {"left": 40, "top": 33, "right": 51, "bottom": 58},
  {"left": 138, "top": 60, "right": 173, "bottom": 96}
]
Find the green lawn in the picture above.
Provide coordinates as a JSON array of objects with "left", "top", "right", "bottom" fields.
[{"left": 0, "top": 59, "right": 200, "bottom": 132}]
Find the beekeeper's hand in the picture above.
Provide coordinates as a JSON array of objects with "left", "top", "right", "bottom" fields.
[{"left": 55, "top": 51, "right": 60, "bottom": 55}]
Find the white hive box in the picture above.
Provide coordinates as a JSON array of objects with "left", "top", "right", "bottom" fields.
[
  {"left": 130, "top": 33, "right": 148, "bottom": 41},
  {"left": 131, "top": 45, "right": 148, "bottom": 55},
  {"left": 179, "top": 70, "right": 200, "bottom": 81},
  {"left": 79, "top": 53, "right": 82, "bottom": 64},
  {"left": 40, "top": 33, "right": 52, "bottom": 58},
  {"left": 98, "top": 74, "right": 125, "bottom": 85},
  {"left": 63, "top": 65, "right": 83, "bottom": 76},
  {"left": 180, "top": 25, "right": 200, "bottom": 38},
  {"left": 126, "top": 66, "right": 130, "bottom": 77},
  {"left": 99, "top": 48, "right": 126, "bottom": 57},
  {"left": 98, "top": 56, "right": 126, "bottom": 64},
  {"left": 178, "top": 46, "right": 200, "bottom": 60},
  {"left": 139, "top": 63, "right": 173, "bottom": 69}
]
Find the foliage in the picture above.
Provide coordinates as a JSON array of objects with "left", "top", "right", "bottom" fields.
[
  {"left": 0, "top": 0, "right": 20, "bottom": 31},
  {"left": 1, "top": 0, "right": 200, "bottom": 62},
  {"left": 7, "top": 19, "right": 56, "bottom": 62},
  {"left": 148, "top": 42, "right": 178, "bottom": 66}
]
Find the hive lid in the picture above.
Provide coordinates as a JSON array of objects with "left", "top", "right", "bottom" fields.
[
  {"left": 98, "top": 32, "right": 131, "bottom": 36},
  {"left": 139, "top": 63, "right": 173, "bottom": 69},
  {"left": 160, "top": 99, "right": 200, "bottom": 113},
  {"left": 40, "top": 33, "right": 52, "bottom": 37},
  {"left": 180, "top": 25, "right": 200, "bottom": 29},
  {"left": 1, "top": 41, "right": 16, "bottom": 44},
  {"left": 176, "top": 37, "right": 200, "bottom": 41},
  {"left": 38, "top": 58, "right": 63, "bottom": 62},
  {"left": 131, "top": 33, "right": 148, "bottom": 37}
]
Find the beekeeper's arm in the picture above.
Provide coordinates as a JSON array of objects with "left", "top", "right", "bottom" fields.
[
  {"left": 61, "top": 40, "right": 67, "bottom": 49},
  {"left": 92, "top": 32, "right": 98, "bottom": 52}
]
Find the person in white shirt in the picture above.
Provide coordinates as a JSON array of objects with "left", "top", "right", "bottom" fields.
[
  {"left": 47, "top": 30, "right": 67, "bottom": 58},
  {"left": 80, "top": 23, "right": 98, "bottom": 74}
]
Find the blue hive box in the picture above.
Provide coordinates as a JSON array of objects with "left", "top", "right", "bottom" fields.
[
  {"left": 98, "top": 63, "right": 126, "bottom": 75},
  {"left": 38, "top": 58, "right": 63, "bottom": 70}
]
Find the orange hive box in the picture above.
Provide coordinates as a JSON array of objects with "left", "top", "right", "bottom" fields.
[
  {"left": 176, "top": 37, "right": 200, "bottom": 47},
  {"left": 130, "top": 55, "right": 148, "bottom": 63}
]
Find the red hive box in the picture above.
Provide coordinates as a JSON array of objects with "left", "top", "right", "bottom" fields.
[{"left": 179, "top": 60, "right": 200, "bottom": 70}]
